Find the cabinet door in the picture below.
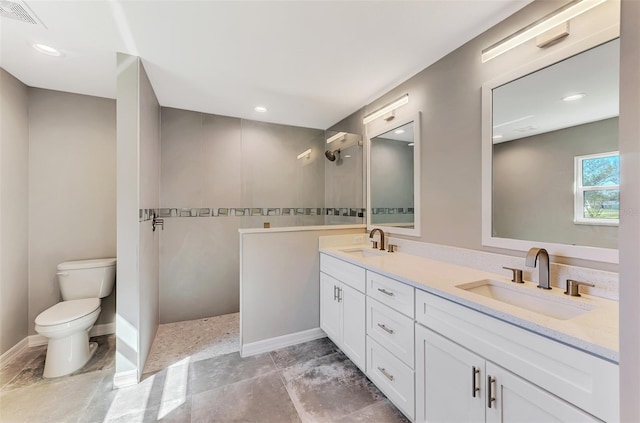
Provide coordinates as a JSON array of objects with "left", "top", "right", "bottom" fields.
[
  {"left": 415, "top": 324, "right": 485, "bottom": 423},
  {"left": 320, "top": 273, "right": 342, "bottom": 345},
  {"left": 485, "top": 362, "right": 601, "bottom": 423},
  {"left": 341, "top": 283, "right": 366, "bottom": 371}
]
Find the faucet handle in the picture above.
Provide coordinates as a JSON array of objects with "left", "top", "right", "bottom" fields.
[
  {"left": 502, "top": 266, "right": 524, "bottom": 283},
  {"left": 387, "top": 244, "right": 397, "bottom": 253},
  {"left": 564, "top": 279, "right": 595, "bottom": 297},
  {"left": 371, "top": 240, "right": 379, "bottom": 249}
]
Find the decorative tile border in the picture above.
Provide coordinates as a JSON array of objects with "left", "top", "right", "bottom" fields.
[
  {"left": 371, "top": 207, "right": 414, "bottom": 215},
  {"left": 139, "top": 207, "right": 366, "bottom": 222}
]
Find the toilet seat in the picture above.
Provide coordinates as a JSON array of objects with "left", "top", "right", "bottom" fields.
[{"left": 35, "top": 298, "right": 100, "bottom": 326}]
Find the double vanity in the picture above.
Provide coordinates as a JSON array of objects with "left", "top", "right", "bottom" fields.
[{"left": 319, "top": 239, "right": 618, "bottom": 422}]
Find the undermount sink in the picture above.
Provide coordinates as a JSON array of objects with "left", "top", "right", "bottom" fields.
[
  {"left": 456, "top": 279, "right": 595, "bottom": 320},
  {"left": 339, "top": 247, "right": 387, "bottom": 258}
]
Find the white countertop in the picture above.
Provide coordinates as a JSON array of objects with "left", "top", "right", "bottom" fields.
[{"left": 320, "top": 245, "right": 619, "bottom": 363}]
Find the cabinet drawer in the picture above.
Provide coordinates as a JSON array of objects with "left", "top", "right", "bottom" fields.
[
  {"left": 367, "top": 271, "right": 414, "bottom": 317},
  {"left": 320, "top": 254, "right": 365, "bottom": 293},
  {"left": 367, "top": 336, "right": 415, "bottom": 421},
  {"left": 367, "top": 298, "right": 414, "bottom": 368}
]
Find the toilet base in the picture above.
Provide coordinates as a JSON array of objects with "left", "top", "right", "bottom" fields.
[{"left": 42, "top": 331, "right": 98, "bottom": 378}]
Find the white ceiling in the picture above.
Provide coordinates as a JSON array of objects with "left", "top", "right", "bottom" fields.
[
  {"left": 1, "top": 0, "right": 532, "bottom": 129},
  {"left": 493, "top": 38, "right": 619, "bottom": 143}
]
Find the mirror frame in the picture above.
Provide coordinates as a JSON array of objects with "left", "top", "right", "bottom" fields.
[
  {"left": 366, "top": 111, "right": 421, "bottom": 237},
  {"left": 481, "top": 31, "right": 619, "bottom": 263}
]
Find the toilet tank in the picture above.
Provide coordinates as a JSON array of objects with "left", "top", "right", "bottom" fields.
[{"left": 57, "top": 258, "right": 117, "bottom": 301}]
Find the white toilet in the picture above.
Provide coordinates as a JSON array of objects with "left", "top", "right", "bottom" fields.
[{"left": 34, "top": 257, "right": 116, "bottom": 378}]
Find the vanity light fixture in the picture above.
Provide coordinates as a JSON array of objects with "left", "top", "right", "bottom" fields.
[
  {"left": 32, "top": 43, "right": 61, "bottom": 57},
  {"left": 326, "top": 132, "right": 347, "bottom": 144},
  {"left": 344, "top": 155, "right": 352, "bottom": 158},
  {"left": 362, "top": 94, "right": 409, "bottom": 125},
  {"left": 254, "top": 106, "right": 267, "bottom": 113},
  {"left": 481, "top": 0, "right": 607, "bottom": 63},
  {"left": 562, "top": 93, "right": 586, "bottom": 102},
  {"left": 408, "top": 143, "right": 415, "bottom": 147},
  {"left": 297, "top": 149, "right": 312, "bottom": 160}
]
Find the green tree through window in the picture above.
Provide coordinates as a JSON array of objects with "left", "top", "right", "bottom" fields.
[{"left": 575, "top": 152, "right": 619, "bottom": 224}]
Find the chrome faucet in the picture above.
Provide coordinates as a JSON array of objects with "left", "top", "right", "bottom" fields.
[
  {"left": 525, "top": 248, "right": 551, "bottom": 290},
  {"left": 369, "top": 228, "right": 386, "bottom": 251}
]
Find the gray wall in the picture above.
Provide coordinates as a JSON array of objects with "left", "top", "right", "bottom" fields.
[
  {"left": 159, "top": 109, "right": 242, "bottom": 324},
  {"left": 159, "top": 108, "right": 326, "bottom": 323},
  {"left": 28, "top": 88, "right": 116, "bottom": 335},
  {"left": 493, "top": 118, "right": 618, "bottom": 249},
  {"left": 115, "top": 54, "right": 160, "bottom": 380},
  {"left": 325, "top": 111, "right": 366, "bottom": 226},
  {"left": 240, "top": 227, "right": 363, "bottom": 346},
  {"left": 619, "top": 0, "right": 640, "bottom": 419},
  {"left": 138, "top": 61, "right": 161, "bottom": 372},
  {"left": 329, "top": 0, "right": 619, "bottom": 271},
  {"left": 0, "top": 69, "right": 29, "bottom": 355}
]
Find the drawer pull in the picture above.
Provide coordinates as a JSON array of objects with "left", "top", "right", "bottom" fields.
[
  {"left": 377, "top": 288, "right": 394, "bottom": 296},
  {"left": 487, "top": 375, "right": 496, "bottom": 408},
  {"left": 472, "top": 366, "right": 480, "bottom": 398},
  {"left": 337, "top": 287, "right": 342, "bottom": 303},
  {"left": 377, "top": 323, "right": 395, "bottom": 334},
  {"left": 378, "top": 367, "right": 394, "bottom": 381}
]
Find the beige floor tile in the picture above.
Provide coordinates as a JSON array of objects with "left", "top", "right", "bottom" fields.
[
  {"left": 191, "top": 371, "right": 300, "bottom": 423},
  {"left": 0, "top": 368, "right": 108, "bottom": 423}
]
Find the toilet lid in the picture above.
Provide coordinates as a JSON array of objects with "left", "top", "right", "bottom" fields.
[{"left": 35, "top": 298, "right": 100, "bottom": 326}]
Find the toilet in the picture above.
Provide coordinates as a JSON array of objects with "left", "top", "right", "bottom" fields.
[{"left": 34, "top": 257, "right": 116, "bottom": 378}]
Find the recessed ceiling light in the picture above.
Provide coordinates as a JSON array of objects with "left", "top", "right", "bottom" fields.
[
  {"left": 254, "top": 106, "right": 267, "bottom": 113},
  {"left": 395, "top": 129, "right": 405, "bottom": 134},
  {"left": 562, "top": 93, "right": 586, "bottom": 102},
  {"left": 408, "top": 143, "right": 415, "bottom": 147},
  {"left": 344, "top": 155, "right": 352, "bottom": 158},
  {"left": 32, "top": 43, "right": 61, "bottom": 57},
  {"left": 492, "top": 134, "right": 503, "bottom": 140}
]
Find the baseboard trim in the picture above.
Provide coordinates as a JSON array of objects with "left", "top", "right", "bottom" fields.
[
  {"left": 28, "top": 322, "right": 116, "bottom": 347},
  {"left": 0, "top": 337, "right": 29, "bottom": 369},
  {"left": 113, "top": 369, "right": 139, "bottom": 388},
  {"left": 90, "top": 322, "right": 115, "bottom": 337},
  {"left": 241, "top": 327, "right": 326, "bottom": 357}
]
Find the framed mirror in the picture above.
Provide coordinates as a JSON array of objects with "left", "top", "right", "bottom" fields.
[
  {"left": 366, "top": 112, "right": 421, "bottom": 236},
  {"left": 482, "top": 38, "right": 619, "bottom": 263}
]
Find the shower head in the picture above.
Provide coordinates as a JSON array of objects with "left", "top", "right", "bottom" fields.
[{"left": 325, "top": 149, "right": 340, "bottom": 162}]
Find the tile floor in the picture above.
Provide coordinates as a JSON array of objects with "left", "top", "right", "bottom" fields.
[{"left": 0, "top": 313, "right": 408, "bottom": 423}]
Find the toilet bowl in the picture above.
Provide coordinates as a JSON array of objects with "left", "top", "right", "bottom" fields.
[
  {"left": 34, "top": 258, "right": 116, "bottom": 378},
  {"left": 35, "top": 299, "right": 101, "bottom": 378}
]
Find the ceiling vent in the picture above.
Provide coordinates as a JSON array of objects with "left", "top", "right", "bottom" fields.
[{"left": 0, "top": 1, "right": 46, "bottom": 27}]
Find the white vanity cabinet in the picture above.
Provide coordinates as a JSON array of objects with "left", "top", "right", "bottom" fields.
[
  {"left": 415, "top": 324, "right": 599, "bottom": 423},
  {"left": 320, "top": 250, "right": 618, "bottom": 423},
  {"left": 320, "top": 254, "right": 366, "bottom": 371},
  {"left": 415, "top": 289, "right": 618, "bottom": 422}
]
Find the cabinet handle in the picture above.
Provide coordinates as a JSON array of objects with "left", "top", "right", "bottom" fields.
[
  {"left": 472, "top": 366, "right": 480, "bottom": 398},
  {"left": 337, "top": 287, "right": 342, "bottom": 303},
  {"left": 333, "top": 285, "right": 338, "bottom": 301},
  {"left": 378, "top": 367, "right": 394, "bottom": 381},
  {"left": 487, "top": 375, "right": 496, "bottom": 408},
  {"left": 377, "top": 323, "right": 394, "bottom": 334},
  {"left": 377, "top": 288, "right": 394, "bottom": 296}
]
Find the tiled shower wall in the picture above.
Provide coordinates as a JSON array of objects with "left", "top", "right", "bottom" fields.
[{"left": 159, "top": 108, "right": 363, "bottom": 323}]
